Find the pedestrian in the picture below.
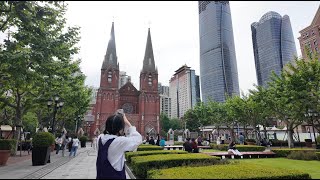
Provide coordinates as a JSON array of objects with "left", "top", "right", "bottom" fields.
[
  {"left": 61, "top": 135, "right": 68, "bottom": 157},
  {"left": 92, "top": 135, "right": 98, "bottom": 151},
  {"left": 55, "top": 135, "right": 62, "bottom": 154},
  {"left": 227, "top": 140, "right": 242, "bottom": 156},
  {"left": 197, "top": 136, "right": 203, "bottom": 146},
  {"left": 239, "top": 133, "right": 245, "bottom": 145},
  {"left": 156, "top": 134, "right": 160, "bottom": 146},
  {"left": 191, "top": 138, "right": 199, "bottom": 153},
  {"left": 68, "top": 136, "right": 73, "bottom": 152},
  {"left": 221, "top": 135, "right": 225, "bottom": 144},
  {"left": 149, "top": 136, "right": 155, "bottom": 145},
  {"left": 145, "top": 133, "right": 150, "bottom": 144},
  {"left": 183, "top": 138, "right": 192, "bottom": 153},
  {"left": 96, "top": 112, "right": 142, "bottom": 179},
  {"left": 69, "top": 135, "right": 80, "bottom": 157}
]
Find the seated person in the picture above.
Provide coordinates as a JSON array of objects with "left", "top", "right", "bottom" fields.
[
  {"left": 149, "top": 136, "right": 155, "bottom": 145},
  {"left": 227, "top": 140, "right": 242, "bottom": 156},
  {"left": 191, "top": 138, "right": 199, "bottom": 153},
  {"left": 183, "top": 138, "right": 193, "bottom": 153},
  {"left": 159, "top": 137, "right": 166, "bottom": 147}
]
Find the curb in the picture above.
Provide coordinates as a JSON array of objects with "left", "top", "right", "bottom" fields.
[{"left": 125, "top": 163, "right": 136, "bottom": 179}]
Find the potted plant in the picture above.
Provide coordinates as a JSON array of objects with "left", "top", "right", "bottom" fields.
[
  {"left": 0, "top": 139, "right": 17, "bottom": 165},
  {"left": 32, "top": 132, "right": 54, "bottom": 166},
  {"left": 245, "top": 139, "right": 256, "bottom": 145},
  {"left": 79, "top": 136, "right": 88, "bottom": 148}
]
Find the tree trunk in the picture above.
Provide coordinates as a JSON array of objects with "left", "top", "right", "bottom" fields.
[
  {"left": 263, "top": 125, "right": 267, "bottom": 140},
  {"left": 287, "top": 129, "right": 294, "bottom": 148},
  {"left": 244, "top": 124, "right": 247, "bottom": 140}
]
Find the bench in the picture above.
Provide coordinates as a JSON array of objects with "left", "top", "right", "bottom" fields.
[
  {"left": 202, "top": 151, "right": 276, "bottom": 159},
  {"left": 163, "top": 145, "right": 184, "bottom": 150}
]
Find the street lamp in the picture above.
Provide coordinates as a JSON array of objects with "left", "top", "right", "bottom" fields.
[
  {"left": 304, "top": 109, "right": 318, "bottom": 148},
  {"left": 75, "top": 115, "right": 81, "bottom": 134},
  {"left": 47, "top": 94, "right": 64, "bottom": 136}
]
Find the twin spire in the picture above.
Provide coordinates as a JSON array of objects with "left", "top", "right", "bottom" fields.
[{"left": 101, "top": 22, "right": 157, "bottom": 74}]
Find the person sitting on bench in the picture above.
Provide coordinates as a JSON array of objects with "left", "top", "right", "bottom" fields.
[{"left": 227, "top": 140, "right": 242, "bottom": 156}]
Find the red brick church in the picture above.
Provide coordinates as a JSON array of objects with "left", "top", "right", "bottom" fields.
[{"left": 90, "top": 22, "right": 160, "bottom": 138}]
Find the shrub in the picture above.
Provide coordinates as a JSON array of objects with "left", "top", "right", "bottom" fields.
[
  {"left": 79, "top": 136, "right": 88, "bottom": 142},
  {"left": 210, "top": 144, "right": 265, "bottom": 151},
  {"left": 270, "top": 140, "right": 288, "bottom": 146},
  {"left": 0, "top": 139, "right": 17, "bottom": 154},
  {"left": 137, "top": 145, "right": 163, "bottom": 151},
  {"left": 287, "top": 151, "right": 318, "bottom": 161},
  {"left": 246, "top": 139, "right": 256, "bottom": 143},
  {"left": 174, "top": 141, "right": 184, "bottom": 145},
  {"left": 316, "top": 152, "right": 320, "bottom": 160},
  {"left": 147, "top": 162, "right": 311, "bottom": 179},
  {"left": 32, "top": 132, "right": 55, "bottom": 147},
  {"left": 130, "top": 153, "right": 220, "bottom": 178},
  {"left": 272, "top": 149, "right": 318, "bottom": 157},
  {"left": 125, "top": 150, "right": 187, "bottom": 163}
]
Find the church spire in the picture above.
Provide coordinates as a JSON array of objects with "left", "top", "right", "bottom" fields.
[
  {"left": 102, "top": 22, "right": 118, "bottom": 70},
  {"left": 142, "top": 28, "right": 157, "bottom": 73}
]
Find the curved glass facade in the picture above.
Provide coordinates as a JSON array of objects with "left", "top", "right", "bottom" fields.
[
  {"left": 198, "top": 1, "right": 240, "bottom": 103},
  {"left": 251, "top": 11, "right": 297, "bottom": 87}
]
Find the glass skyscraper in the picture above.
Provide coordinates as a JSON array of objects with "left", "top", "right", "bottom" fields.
[
  {"left": 251, "top": 11, "right": 297, "bottom": 87},
  {"left": 198, "top": 1, "right": 240, "bottom": 103}
]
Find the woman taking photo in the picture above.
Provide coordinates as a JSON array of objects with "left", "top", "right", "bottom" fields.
[{"left": 96, "top": 110, "right": 142, "bottom": 179}]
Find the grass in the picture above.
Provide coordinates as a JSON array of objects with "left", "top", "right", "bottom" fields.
[
  {"left": 240, "top": 158, "right": 320, "bottom": 179},
  {"left": 201, "top": 149, "right": 224, "bottom": 152}
]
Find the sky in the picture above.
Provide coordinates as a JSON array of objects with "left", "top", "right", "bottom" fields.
[{"left": 65, "top": 1, "right": 320, "bottom": 95}]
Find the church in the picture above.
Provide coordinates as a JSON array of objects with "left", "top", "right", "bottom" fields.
[{"left": 91, "top": 22, "right": 160, "bottom": 138}]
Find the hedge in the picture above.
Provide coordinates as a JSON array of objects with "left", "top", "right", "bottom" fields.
[
  {"left": 130, "top": 153, "right": 220, "bottom": 178},
  {"left": 137, "top": 145, "right": 163, "bottom": 151},
  {"left": 210, "top": 144, "right": 265, "bottom": 152},
  {"left": 0, "top": 139, "right": 17, "bottom": 155},
  {"left": 174, "top": 141, "right": 184, "bottom": 145},
  {"left": 272, "top": 149, "right": 319, "bottom": 157},
  {"left": 147, "top": 162, "right": 311, "bottom": 179},
  {"left": 32, "top": 132, "right": 55, "bottom": 147},
  {"left": 316, "top": 152, "right": 320, "bottom": 160},
  {"left": 287, "top": 151, "right": 319, "bottom": 161},
  {"left": 125, "top": 150, "right": 187, "bottom": 163}
]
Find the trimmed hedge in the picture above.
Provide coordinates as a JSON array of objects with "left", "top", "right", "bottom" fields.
[
  {"left": 130, "top": 153, "right": 220, "bottom": 178},
  {"left": 125, "top": 150, "right": 187, "bottom": 163},
  {"left": 137, "top": 145, "right": 163, "bottom": 151},
  {"left": 79, "top": 136, "right": 88, "bottom": 142},
  {"left": 316, "top": 152, "right": 320, "bottom": 160},
  {"left": 210, "top": 144, "right": 265, "bottom": 152},
  {"left": 32, "top": 132, "right": 55, "bottom": 147},
  {"left": 147, "top": 162, "right": 311, "bottom": 179},
  {"left": 272, "top": 149, "right": 318, "bottom": 157},
  {"left": 287, "top": 151, "right": 319, "bottom": 161},
  {"left": 174, "top": 141, "right": 184, "bottom": 145}
]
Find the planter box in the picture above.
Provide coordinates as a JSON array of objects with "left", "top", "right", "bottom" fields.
[
  {"left": 32, "top": 147, "right": 51, "bottom": 166},
  {"left": 0, "top": 150, "right": 11, "bottom": 166}
]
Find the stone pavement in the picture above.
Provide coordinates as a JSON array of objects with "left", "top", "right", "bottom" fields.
[{"left": 0, "top": 143, "right": 130, "bottom": 179}]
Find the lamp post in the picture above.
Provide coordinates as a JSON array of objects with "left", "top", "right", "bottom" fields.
[
  {"left": 47, "top": 94, "right": 64, "bottom": 136},
  {"left": 304, "top": 109, "right": 318, "bottom": 148},
  {"left": 75, "top": 115, "right": 81, "bottom": 134}
]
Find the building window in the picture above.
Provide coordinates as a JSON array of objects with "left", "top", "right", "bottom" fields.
[
  {"left": 108, "top": 71, "right": 112, "bottom": 83},
  {"left": 148, "top": 75, "right": 152, "bottom": 86},
  {"left": 314, "top": 39, "right": 317, "bottom": 46},
  {"left": 306, "top": 32, "right": 309, "bottom": 38},
  {"left": 312, "top": 30, "right": 315, "bottom": 36}
]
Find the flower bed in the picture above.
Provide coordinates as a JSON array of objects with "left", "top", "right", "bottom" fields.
[
  {"left": 125, "top": 150, "right": 187, "bottom": 163},
  {"left": 147, "top": 162, "right": 311, "bottom": 179},
  {"left": 210, "top": 144, "right": 265, "bottom": 151},
  {"left": 271, "top": 148, "right": 319, "bottom": 157},
  {"left": 130, "top": 153, "right": 220, "bottom": 178},
  {"left": 137, "top": 145, "right": 163, "bottom": 151}
]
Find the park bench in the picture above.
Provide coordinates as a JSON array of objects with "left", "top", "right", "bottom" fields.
[
  {"left": 163, "top": 145, "right": 184, "bottom": 150},
  {"left": 202, "top": 151, "right": 276, "bottom": 159}
]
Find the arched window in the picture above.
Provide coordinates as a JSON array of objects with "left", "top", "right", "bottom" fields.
[
  {"left": 108, "top": 71, "right": 112, "bottom": 83},
  {"left": 148, "top": 75, "right": 152, "bottom": 86}
]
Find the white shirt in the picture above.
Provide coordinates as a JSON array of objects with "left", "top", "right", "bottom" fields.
[
  {"left": 97, "top": 126, "right": 142, "bottom": 171},
  {"left": 72, "top": 138, "right": 80, "bottom": 147}
]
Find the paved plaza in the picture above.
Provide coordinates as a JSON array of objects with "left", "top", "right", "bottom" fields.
[{"left": 0, "top": 143, "right": 130, "bottom": 179}]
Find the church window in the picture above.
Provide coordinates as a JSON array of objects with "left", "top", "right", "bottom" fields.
[
  {"left": 148, "top": 75, "right": 152, "bottom": 86},
  {"left": 108, "top": 71, "right": 112, "bottom": 83}
]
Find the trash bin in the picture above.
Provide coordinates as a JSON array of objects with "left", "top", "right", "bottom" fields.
[{"left": 305, "top": 139, "right": 312, "bottom": 147}]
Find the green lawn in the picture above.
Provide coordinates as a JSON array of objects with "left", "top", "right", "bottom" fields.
[{"left": 240, "top": 158, "right": 320, "bottom": 179}]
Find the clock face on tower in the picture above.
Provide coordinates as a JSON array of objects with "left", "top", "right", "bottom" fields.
[{"left": 122, "top": 103, "right": 133, "bottom": 114}]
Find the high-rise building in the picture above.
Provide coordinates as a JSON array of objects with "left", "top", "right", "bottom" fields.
[
  {"left": 119, "top": 71, "right": 131, "bottom": 88},
  {"left": 195, "top": 75, "right": 201, "bottom": 103},
  {"left": 198, "top": 1, "right": 240, "bottom": 103},
  {"left": 298, "top": 6, "right": 320, "bottom": 59},
  {"left": 251, "top": 11, "right": 297, "bottom": 87},
  {"left": 169, "top": 65, "right": 199, "bottom": 119},
  {"left": 158, "top": 84, "right": 171, "bottom": 117}
]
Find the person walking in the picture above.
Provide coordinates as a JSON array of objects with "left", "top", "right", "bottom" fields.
[
  {"left": 92, "top": 135, "right": 98, "bottom": 151},
  {"left": 61, "top": 135, "right": 69, "bottom": 157},
  {"left": 96, "top": 111, "right": 142, "bottom": 179},
  {"left": 55, "top": 135, "right": 63, "bottom": 155},
  {"left": 69, "top": 135, "right": 80, "bottom": 157}
]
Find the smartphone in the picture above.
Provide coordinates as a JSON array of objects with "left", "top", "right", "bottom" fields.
[{"left": 116, "top": 109, "right": 124, "bottom": 116}]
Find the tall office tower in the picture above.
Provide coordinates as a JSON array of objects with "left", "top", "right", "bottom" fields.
[
  {"left": 169, "top": 65, "right": 198, "bottom": 119},
  {"left": 158, "top": 84, "right": 171, "bottom": 116},
  {"left": 119, "top": 71, "right": 131, "bottom": 88},
  {"left": 198, "top": 1, "right": 240, "bottom": 103},
  {"left": 195, "top": 75, "right": 201, "bottom": 103},
  {"left": 298, "top": 6, "right": 320, "bottom": 60},
  {"left": 251, "top": 11, "right": 297, "bottom": 87}
]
